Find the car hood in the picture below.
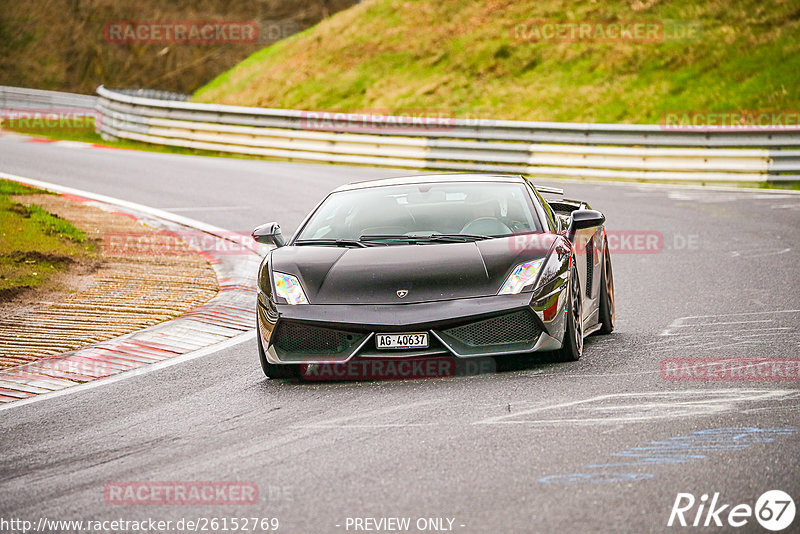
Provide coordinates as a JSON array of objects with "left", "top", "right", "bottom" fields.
[{"left": 270, "top": 235, "right": 557, "bottom": 304}]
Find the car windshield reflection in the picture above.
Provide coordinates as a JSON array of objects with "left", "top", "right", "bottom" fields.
[{"left": 296, "top": 182, "right": 542, "bottom": 244}]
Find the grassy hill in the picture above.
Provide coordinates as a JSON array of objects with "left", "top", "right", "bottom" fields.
[
  {"left": 0, "top": 0, "right": 356, "bottom": 94},
  {"left": 193, "top": 0, "right": 800, "bottom": 123}
]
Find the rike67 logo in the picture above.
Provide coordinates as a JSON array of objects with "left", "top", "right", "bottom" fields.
[{"left": 668, "top": 490, "right": 795, "bottom": 531}]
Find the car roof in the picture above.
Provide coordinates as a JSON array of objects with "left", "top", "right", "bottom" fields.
[{"left": 333, "top": 173, "right": 528, "bottom": 192}]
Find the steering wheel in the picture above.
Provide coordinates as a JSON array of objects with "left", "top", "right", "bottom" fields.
[{"left": 460, "top": 217, "right": 512, "bottom": 236}]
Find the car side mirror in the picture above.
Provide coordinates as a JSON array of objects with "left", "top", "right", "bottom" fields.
[
  {"left": 252, "top": 222, "right": 286, "bottom": 247},
  {"left": 568, "top": 209, "right": 605, "bottom": 232}
]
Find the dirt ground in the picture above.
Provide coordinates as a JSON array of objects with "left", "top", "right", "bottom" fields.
[{"left": 0, "top": 194, "right": 219, "bottom": 369}]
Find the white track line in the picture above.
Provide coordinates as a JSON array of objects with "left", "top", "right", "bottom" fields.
[
  {"left": 0, "top": 171, "right": 230, "bottom": 237},
  {"left": 0, "top": 331, "right": 255, "bottom": 413}
]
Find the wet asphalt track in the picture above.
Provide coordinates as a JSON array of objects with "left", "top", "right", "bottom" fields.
[{"left": 1, "top": 136, "right": 799, "bottom": 533}]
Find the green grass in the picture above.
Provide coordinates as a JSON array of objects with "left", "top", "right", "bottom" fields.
[
  {"left": 758, "top": 180, "right": 800, "bottom": 191},
  {"left": 0, "top": 179, "right": 96, "bottom": 299},
  {"left": 26, "top": 204, "right": 87, "bottom": 243},
  {"left": 193, "top": 0, "right": 800, "bottom": 124}
]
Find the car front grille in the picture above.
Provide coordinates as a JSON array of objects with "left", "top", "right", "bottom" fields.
[
  {"left": 441, "top": 310, "right": 540, "bottom": 347},
  {"left": 272, "top": 321, "right": 366, "bottom": 361}
]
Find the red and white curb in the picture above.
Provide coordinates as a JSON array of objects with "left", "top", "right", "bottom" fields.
[
  {"left": 0, "top": 172, "right": 263, "bottom": 407},
  {"left": 0, "top": 129, "right": 125, "bottom": 151}
]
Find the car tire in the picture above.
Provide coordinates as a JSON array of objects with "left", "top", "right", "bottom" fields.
[
  {"left": 597, "top": 243, "right": 615, "bottom": 335},
  {"left": 257, "top": 324, "right": 301, "bottom": 379},
  {"left": 555, "top": 264, "right": 583, "bottom": 362}
]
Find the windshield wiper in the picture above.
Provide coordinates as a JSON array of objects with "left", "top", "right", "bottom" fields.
[
  {"left": 359, "top": 233, "right": 491, "bottom": 243},
  {"left": 294, "top": 238, "right": 371, "bottom": 248},
  {"left": 426, "top": 233, "right": 491, "bottom": 242}
]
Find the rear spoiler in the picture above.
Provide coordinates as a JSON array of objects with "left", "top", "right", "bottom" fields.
[
  {"left": 548, "top": 198, "right": 592, "bottom": 214},
  {"left": 534, "top": 185, "right": 565, "bottom": 196}
]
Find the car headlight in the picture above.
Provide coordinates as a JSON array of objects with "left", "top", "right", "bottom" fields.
[
  {"left": 498, "top": 259, "right": 544, "bottom": 295},
  {"left": 273, "top": 271, "right": 309, "bottom": 305}
]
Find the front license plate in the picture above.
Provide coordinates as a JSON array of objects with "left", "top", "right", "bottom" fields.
[{"left": 376, "top": 333, "right": 429, "bottom": 350}]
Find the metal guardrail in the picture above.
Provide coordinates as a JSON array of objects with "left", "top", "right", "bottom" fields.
[
  {"left": 0, "top": 86, "right": 97, "bottom": 110},
  {"left": 9, "top": 85, "right": 800, "bottom": 182},
  {"left": 95, "top": 86, "right": 800, "bottom": 182},
  {"left": 107, "top": 88, "right": 190, "bottom": 102}
]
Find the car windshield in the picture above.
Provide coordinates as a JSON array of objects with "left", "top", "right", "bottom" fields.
[{"left": 296, "top": 182, "right": 542, "bottom": 243}]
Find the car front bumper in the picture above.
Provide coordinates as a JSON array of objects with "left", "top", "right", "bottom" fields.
[{"left": 258, "top": 289, "right": 569, "bottom": 365}]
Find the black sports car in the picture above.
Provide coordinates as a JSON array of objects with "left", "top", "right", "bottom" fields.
[{"left": 252, "top": 174, "right": 614, "bottom": 379}]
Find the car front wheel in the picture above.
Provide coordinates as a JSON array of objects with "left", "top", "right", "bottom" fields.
[{"left": 555, "top": 264, "right": 583, "bottom": 362}]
